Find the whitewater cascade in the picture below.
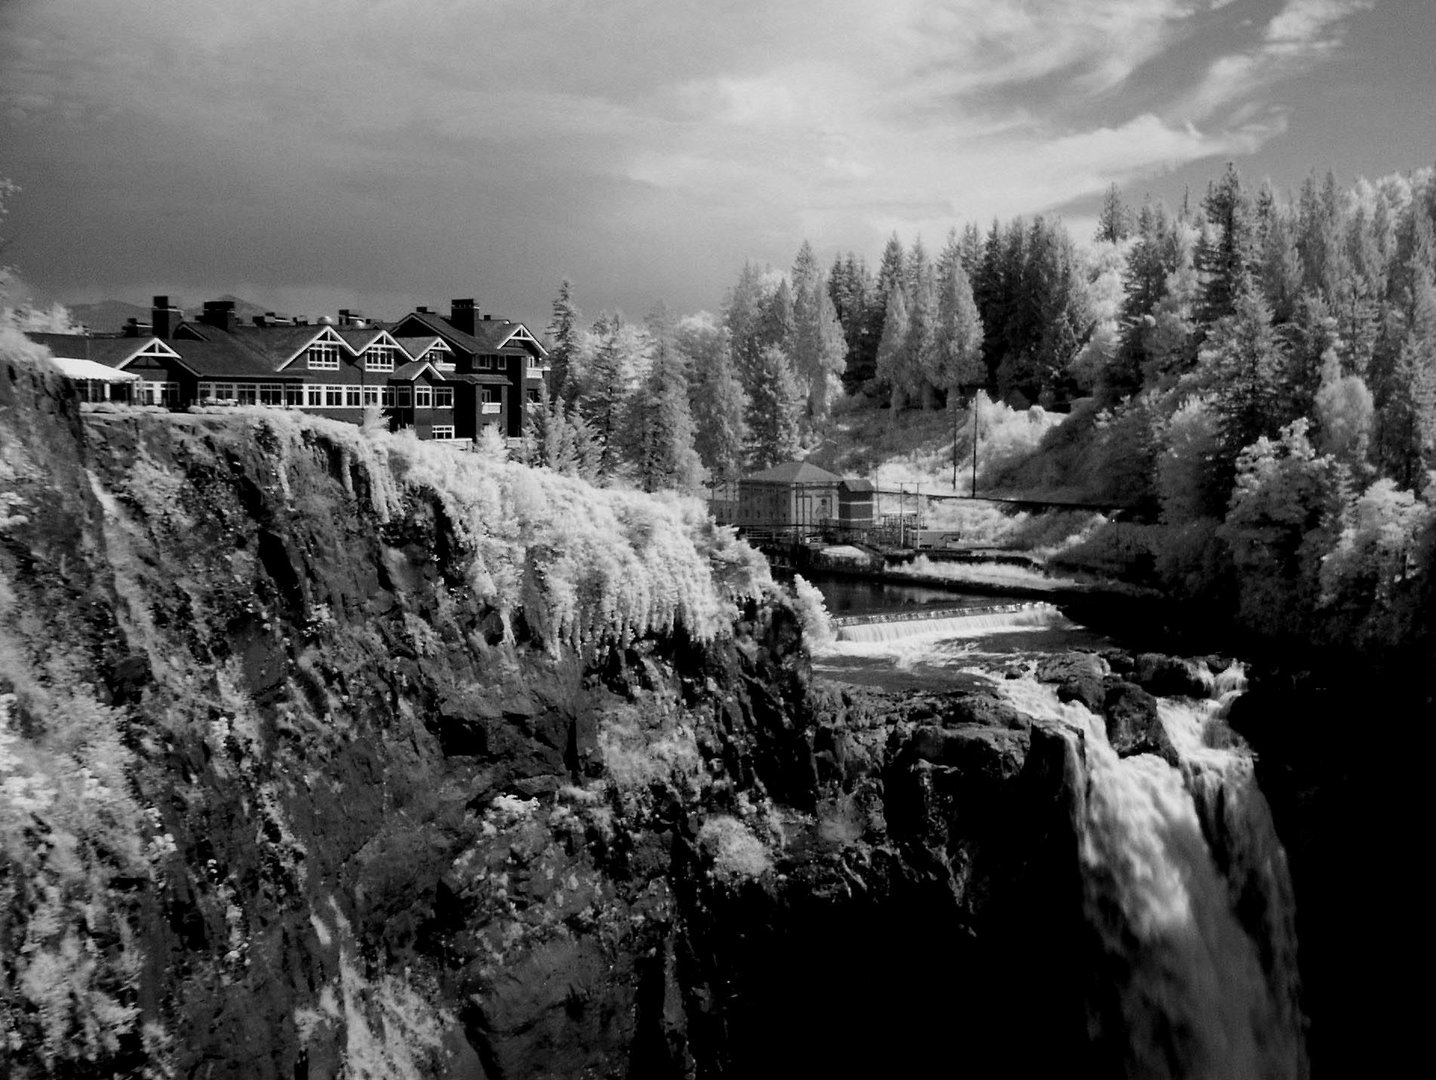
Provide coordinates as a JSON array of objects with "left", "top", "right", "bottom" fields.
[
  {"left": 1001, "top": 667, "right": 1306, "bottom": 1080},
  {"left": 833, "top": 602, "right": 1064, "bottom": 643}
]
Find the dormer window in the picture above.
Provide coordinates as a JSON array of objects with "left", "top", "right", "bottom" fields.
[
  {"left": 308, "top": 343, "right": 341, "bottom": 370},
  {"left": 365, "top": 344, "right": 395, "bottom": 372}
]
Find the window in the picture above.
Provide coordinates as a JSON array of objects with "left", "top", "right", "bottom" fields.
[
  {"left": 143, "top": 381, "right": 181, "bottom": 406},
  {"left": 526, "top": 388, "right": 541, "bottom": 403},
  {"left": 414, "top": 386, "right": 433, "bottom": 408},
  {"left": 365, "top": 345, "right": 395, "bottom": 372},
  {"left": 344, "top": 386, "right": 361, "bottom": 408},
  {"left": 211, "top": 383, "right": 236, "bottom": 401},
  {"left": 325, "top": 385, "right": 345, "bottom": 407},
  {"left": 306, "top": 385, "right": 324, "bottom": 407},
  {"left": 426, "top": 347, "right": 450, "bottom": 366},
  {"left": 482, "top": 386, "right": 501, "bottom": 403},
  {"left": 397, "top": 387, "right": 412, "bottom": 408},
  {"left": 477, "top": 354, "right": 494, "bottom": 370},
  {"left": 431, "top": 425, "right": 455, "bottom": 440},
  {"left": 285, "top": 385, "right": 305, "bottom": 407},
  {"left": 362, "top": 386, "right": 380, "bottom": 407},
  {"left": 433, "top": 386, "right": 453, "bottom": 409},
  {"left": 236, "top": 384, "right": 258, "bottom": 405},
  {"left": 381, "top": 386, "right": 396, "bottom": 407},
  {"left": 259, "top": 383, "right": 284, "bottom": 406},
  {"left": 307, "top": 343, "right": 341, "bottom": 370}
]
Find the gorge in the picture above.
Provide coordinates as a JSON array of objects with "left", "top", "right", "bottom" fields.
[{"left": 0, "top": 337, "right": 1410, "bottom": 1078}]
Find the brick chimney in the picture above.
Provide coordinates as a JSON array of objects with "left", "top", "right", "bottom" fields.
[
  {"left": 151, "top": 295, "right": 182, "bottom": 340},
  {"left": 450, "top": 298, "right": 477, "bottom": 335},
  {"left": 200, "top": 300, "right": 237, "bottom": 333}
]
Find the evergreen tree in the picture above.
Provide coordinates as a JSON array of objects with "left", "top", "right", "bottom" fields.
[
  {"left": 935, "top": 230, "right": 986, "bottom": 391},
  {"left": 723, "top": 261, "right": 772, "bottom": 392},
  {"left": 544, "top": 278, "right": 583, "bottom": 402},
  {"left": 906, "top": 237, "right": 939, "bottom": 406},
  {"left": 676, "top": 313, "right": 748, "bottom": 479},
  {"left": 864, "top": 234, "right": 906, "bottom": 389},
  {"left": 791, "top": 241, "right": 847, "bottom": 427},
  {"left": 574, "top": 312, "right": 650, "bottom": 480},
  {"left": 627, "top": 308, "right": 702, "bottom": 493},
  {"left": 1199, "top": 281, "right": 1288, "bottom": 493},
  {"left": 1197, "top": 163, "right": 1259, "bottom": 326},
  {"left": 874, "top": 286, "right": 913, "bottom": 411},
  {"left": 1095, "top": 183, "right": 1132, "bottom": 243},
  {"left": 828, "top": 252, "right": 874, "bottom": 391},
  {"left": 520, "top": 396, "right": 601, "bottom": 480},
  {"left": 747, "top": 345, "right": 804, "bottom": 470}
]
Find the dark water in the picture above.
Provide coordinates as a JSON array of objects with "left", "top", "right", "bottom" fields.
[{"left": 805, "top": 574, "right": 992, "bottom": 616}]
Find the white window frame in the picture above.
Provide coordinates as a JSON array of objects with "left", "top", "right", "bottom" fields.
[
  {"left": 344, "top": 386, "right": 362, "bottom": 408},
  {"left": 362, "top": 385, "right": 381, "bottom": 407},
  {"left": 308, "top": 343, "right": 341, "bottom": 370},
  {"left": 236, "top": 384, "right": 258, "bottom": 406},
  {"left": 433, "top": 386, "right": 453, "bottom": 409},
  {"left": 259, "top": 383, "right": 284, "bottom": 406},
  {"left": 414, "top": 386, "right": 433, "bottom": 408},
  {"left": 381, "top": 386, "right": 396, "bottom": 407},
  {"left": 324, "top": 385, "right": 345, "bottom": 408},
  {"left": 285, "top": 385, "right": 305, "bottom": 407},
  {"left": 364, "top": 345, "right": 395, "bottom": 372},
  {"left": 430, "top": 425, "right": 455, "bottom": 441},
  {"left": 306, "top": 385, "right": 324, "bottom": 407}
]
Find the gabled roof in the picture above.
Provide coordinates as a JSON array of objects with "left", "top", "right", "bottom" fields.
[
  {"left": 25, "top": 333, "right": 189, "bottom": 371},
  {"left": 168, "top": 339, "right": 287, "bottom": 378},
  {"left": 390, "top": 311, "right": 549, "bottom": 358},
  {"left": 394, "top": 335, "right": 451, "bottom": 362},
  {"left": 745, "top": 461, "right": 843, "bottom": 484},
  {"left": 391, "top": 360, "right": 447, "bottom": 382},
  {"left": 840, "top": 478, "right": 875, "bottom": 493}
]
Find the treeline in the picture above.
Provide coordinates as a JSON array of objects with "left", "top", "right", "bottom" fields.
[
  {"left": 526, "top": 242, "right": 848, "bottom": 487},
  {"left": 1053, "top": 164, "right": 1436, "bottom": 659}
]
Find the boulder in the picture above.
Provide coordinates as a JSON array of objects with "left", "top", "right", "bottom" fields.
[
  {"left": 1035, "top": 652, "right": 1110, "bottom": 711},
  {"left": 1102, "top": 680, "right": 1179, "bottom": 765},
  {"left": 1133, "top": 652, "right": 1212, "bottom": 699}
]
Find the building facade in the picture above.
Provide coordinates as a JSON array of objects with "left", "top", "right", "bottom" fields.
[{"left": 28, "top": 295, "right": 549, "bottom": 443}]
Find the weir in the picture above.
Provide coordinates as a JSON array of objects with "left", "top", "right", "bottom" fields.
[{"left": 833, "top": 601, "right": 1063, "bottom": 642}]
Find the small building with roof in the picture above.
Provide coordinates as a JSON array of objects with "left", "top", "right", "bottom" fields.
[{"left": 736, "top": 460, "right": 844, "bottom": 530}]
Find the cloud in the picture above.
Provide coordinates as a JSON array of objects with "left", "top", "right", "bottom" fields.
[
  {"left": 1183, "top": 0, "right": 1375, "bottom": 117},
  {"left": 0, "top": 0, "right": 1383, "bottom": 314}
]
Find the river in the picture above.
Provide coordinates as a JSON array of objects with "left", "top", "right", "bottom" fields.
[{"left": 803, "top": 571, "right": 1308, "bottom": 1079}]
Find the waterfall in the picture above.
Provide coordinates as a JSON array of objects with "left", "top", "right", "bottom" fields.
[
  {"left": 1000, "top": 675, "right": 1306, "bottom": 1079},
  {"left": 834, "top": 604, "right": 1064, "bottom": 643}
]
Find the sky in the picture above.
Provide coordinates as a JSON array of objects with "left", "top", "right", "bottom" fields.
[{"left": 1, "top": 0, "right": 1431, "bottom": 330}]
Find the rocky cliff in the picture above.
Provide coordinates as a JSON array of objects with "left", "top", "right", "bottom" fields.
[{"left": 0, "top": 338, "right": 1300, "bottom": 1079}]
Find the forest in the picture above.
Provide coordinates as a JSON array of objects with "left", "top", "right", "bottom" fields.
[{"left": 532, "top": 162, "right": 1436, "bottom": 668}]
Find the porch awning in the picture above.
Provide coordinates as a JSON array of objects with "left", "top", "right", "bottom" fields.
[{"left": 48, "top": 356, "right": 142, "bottom": 383}]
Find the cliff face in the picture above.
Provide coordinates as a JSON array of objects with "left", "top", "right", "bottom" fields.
[{"left": 0, "top": 345, "right": 1113, "bottom": 1078}]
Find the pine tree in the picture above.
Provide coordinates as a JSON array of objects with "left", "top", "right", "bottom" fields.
[
  {"left": 544, "top": 279, "right": 583, "bottom": 402},
  {"left": 677, "top": 313, "right": 748, "bottom": 479},
  {"left": 1200, "top": 281, "right": 1287, "bottom": 493},
  {"left": 627, "top": 309, "right": 702, "bottom": 493},
  {"left": 934, "top": 230, "right": 985, "bottom": 391},
  {"left": 791, "top": 241, "right": 847, "bottom": 427},
  {"left": 874, "top": 286, "right": 913, "bottom": 412},
  {"left": 520, "top": 396, "right": 601, "bottom": 480},
  {"left": 575, "top": 312, "right": 650, "bottom": 480},
  {"left": 828, "top": 252, "right": 873, "bottom": 391},
  {"left": 906, "top": 237, "right": 939, "bottom": 406},
  {"left": 724, "top": 261, "right": 771, "bottom": 392},
  {"left": 747, "top": 345, "right": 804, "bottom": 470},
  {"left": 1197, "top": 163, "right": 1259, "bottom": 326},
  {"left": 1095, "top": 183, "right": 1132, "bottom": 243}
]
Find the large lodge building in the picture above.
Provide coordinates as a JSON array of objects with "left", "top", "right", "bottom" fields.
[{"left": 28, "top": 295, "right": 549, "bottom": 442}]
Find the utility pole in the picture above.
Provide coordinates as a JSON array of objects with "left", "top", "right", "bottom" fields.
[{"left": 952, "top": 392, "right": 959, "bottom": 490}]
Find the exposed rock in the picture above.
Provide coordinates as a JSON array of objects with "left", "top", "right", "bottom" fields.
[
  {"left": 1133, "top": 652, "right": 1212, "bottom": 699},
  {"left": 1035, "top": 651, "right": 1110, "bottom": 711},
  {"left": 1101, "top": 679, "right": 1179, "bottom": 765}
]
